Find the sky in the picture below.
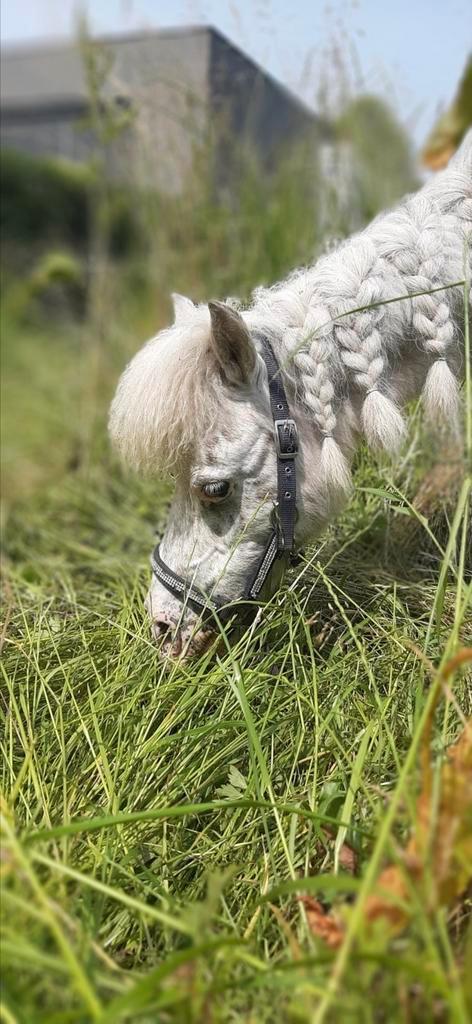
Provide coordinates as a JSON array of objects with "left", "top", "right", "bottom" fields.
[{"left": 2, "top": 0, "right": 471, "bottom": 148}]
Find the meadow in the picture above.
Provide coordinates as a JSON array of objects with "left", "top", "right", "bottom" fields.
[{"left": 1, "top": 104, "right": 471, "bottom": 1022}]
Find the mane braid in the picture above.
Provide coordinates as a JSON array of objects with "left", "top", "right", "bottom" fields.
[
  {"left": 372, "top": 197, "right": 460, "bottom": 424},
  {"left": 248, "top": 131, "right": 472, "bottom": 493}
]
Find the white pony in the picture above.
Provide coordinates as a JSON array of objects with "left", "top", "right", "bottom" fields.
[{"left": 110, "top": 132, "right": 471, "bottom": 658}]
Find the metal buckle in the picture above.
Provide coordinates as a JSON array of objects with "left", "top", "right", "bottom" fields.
[{"left": 274, "top": 419, "right": 298, "bottom": 459}]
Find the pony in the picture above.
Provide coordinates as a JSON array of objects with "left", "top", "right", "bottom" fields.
[{"left": 110, "top": 132, "right": 471, "bottom": 658}]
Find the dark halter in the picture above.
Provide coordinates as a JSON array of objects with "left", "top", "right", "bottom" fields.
[{"left": 151, "top": 333, "right": 299, "bottom": 626}]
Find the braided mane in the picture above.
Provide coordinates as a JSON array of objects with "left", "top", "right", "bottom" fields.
[{"left": 247, "top": 131, "right": 471, "bottom": 493}]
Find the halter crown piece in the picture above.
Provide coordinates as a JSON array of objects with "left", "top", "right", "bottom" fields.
[{"left": 151, "top": 334, "right": 299, "bottom": 626}]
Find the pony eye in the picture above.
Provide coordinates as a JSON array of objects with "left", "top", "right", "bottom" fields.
[{"left": 201, "top": 480, "right": 230, "bottom": 500}]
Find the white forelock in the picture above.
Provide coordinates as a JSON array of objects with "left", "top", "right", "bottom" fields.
[{"left": 109, "top": 304, "right": 223, "bottom": 473}]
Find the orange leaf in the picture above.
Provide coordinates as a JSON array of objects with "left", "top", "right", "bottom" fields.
[{"left": 297, "top": 896, "right": 344, "bottom": 950}]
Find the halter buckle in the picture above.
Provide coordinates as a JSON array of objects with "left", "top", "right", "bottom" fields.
[{"left": 274, "top": 419, "right": 298, "bottom": 459}]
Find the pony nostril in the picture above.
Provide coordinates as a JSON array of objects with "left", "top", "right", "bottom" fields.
[
  {"left": 152, "top": 617, "right": 172, "bottom": 639},
  {"left": 151, "top": 616, "right": 182, "bottom": 654}
]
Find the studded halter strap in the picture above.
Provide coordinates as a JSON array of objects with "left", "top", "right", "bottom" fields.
[{"left": 150, "top": 333, "right": 299, "bottom": 625}]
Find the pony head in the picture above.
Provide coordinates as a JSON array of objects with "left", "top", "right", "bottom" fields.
[{"left": 109, "top": 296, "right": 343, "bottom": 657}]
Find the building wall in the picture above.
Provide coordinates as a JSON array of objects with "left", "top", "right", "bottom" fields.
[
  {"left": 99, "top": 29, "right": 210, "bottom": 191},
  {"left": 209, "top": 30, "right": 324, "bottom": 196},
  {"left": 1, "top": 28, "right": 322, "bottom": 194},
  {"left": 210, "top": 32, "right": 319, "bottom": 157},
  {"left": 1, "top": 103, "right": 91, "bottom": 163},
  {"left": 1, "top": 29, "right": 211, "bottom": 192}
]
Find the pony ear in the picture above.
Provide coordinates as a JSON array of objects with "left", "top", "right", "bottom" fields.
[
  {"left": 208, "top": 300, "right": 256, "bottom": 386},
  {"left": 171, "top": 293, "right": 194, "bottom": 323}
]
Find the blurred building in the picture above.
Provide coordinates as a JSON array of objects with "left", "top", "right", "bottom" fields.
[{"left": 1, "top": 26, "right": 327, "bottom": 194}]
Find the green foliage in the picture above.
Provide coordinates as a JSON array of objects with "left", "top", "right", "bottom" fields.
[
  {"left": 0, "top": 149, "right": 139, "bottom": 261},
  {"left": 337, "top": 95, "right": 419, "bottom": 222},
  {"left": 147, "top": 143, "right": 323, "bottom": 305},
  {"left": 1, "top": 149, "right": 94, "bottom": 247},
  {"left": 30, "top": 250, "right": 84, "bottom": 287},
  {"left": 1, "top": 250, "right": 86, "bottom": 331},
  {"left": 27, "top": 250, "right": 86, "bottom": 319}
]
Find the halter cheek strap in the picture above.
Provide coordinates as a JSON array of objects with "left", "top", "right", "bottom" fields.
[{"left": 151, "top": 333, "right": 299, "bottom": 625}]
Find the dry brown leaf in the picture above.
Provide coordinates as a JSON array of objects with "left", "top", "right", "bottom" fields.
[
  {"left": 338, "top": 842, "right": 358, "bottom": 875},
  {"left": 421, "top": 57, "right": 472, "bottom": 169},
  {"left": 297, "top": 896, "right": 344, "bottom": 950},
  {"left": 416, "top": 716, "right": 472, "bottom": 908}
]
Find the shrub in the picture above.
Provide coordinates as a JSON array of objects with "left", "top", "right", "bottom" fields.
[
  {"left": 28, "top": 250, "right": 87, "bottom": 319},
  {"left": 0, "top": 149, "right": 139, "bottom": 258},
  {"left": 1, "top": 150, "right": 94, "bottom": 246},
  {"left": 337, "top": 95, "right": 419, "bottom": 222}
]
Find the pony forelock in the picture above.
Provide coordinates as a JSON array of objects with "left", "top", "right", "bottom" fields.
[{"left": 109, "top": 305, "right": 221, "bottom": 475}]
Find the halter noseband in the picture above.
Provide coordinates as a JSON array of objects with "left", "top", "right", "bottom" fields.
[{"left": 151, "top": 333, "right": 299, "bottom": 626}]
